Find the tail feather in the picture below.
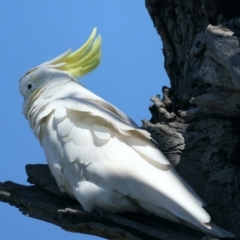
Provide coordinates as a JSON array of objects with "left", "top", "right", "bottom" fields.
[
  {"left": 138, "top": 200, "right": 235, "bottom": 238},
  {"left": 130, "top": 168, "right": 235, "bottom": 238},
  {"left": 203, "top": 222, "right": 235, "bottom": 239}
]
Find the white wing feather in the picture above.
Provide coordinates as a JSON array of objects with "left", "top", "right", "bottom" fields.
[{"left": 39, "top": 96, "right": 223, "bottom": 234}]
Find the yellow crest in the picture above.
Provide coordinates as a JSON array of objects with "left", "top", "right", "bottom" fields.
[{"left": 38, "top": 28, "right": 101, "bottom": 78}]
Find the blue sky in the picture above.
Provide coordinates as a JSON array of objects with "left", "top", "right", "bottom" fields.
[{"left": 0, "top": 1, "right": 169, "bottom": 239}]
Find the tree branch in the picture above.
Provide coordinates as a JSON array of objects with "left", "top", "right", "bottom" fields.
[{"left": 0, "top": 164, "right": 205, "bottom": 240}]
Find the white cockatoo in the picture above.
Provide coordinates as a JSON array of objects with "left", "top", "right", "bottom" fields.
[{"left": 19, "top": 28, "right": 235, "bottom": 238}]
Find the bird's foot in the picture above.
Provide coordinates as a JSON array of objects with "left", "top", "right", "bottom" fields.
[{"left": 91, "top": 206, "right": 104, "bottom": 221}]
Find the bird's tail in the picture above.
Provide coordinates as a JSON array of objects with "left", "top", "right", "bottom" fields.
[
  {"left": 174, "top": 215, "right": 236, "bottom": 238},
  {"left": 138, "top": 200, "right": 235, "bottom": 238},
  {"left": 202, "top": 222, "right": 235, "bottom": 239},
  {"left": 131, "top": 168, "right": 236, "bottom": 239}
]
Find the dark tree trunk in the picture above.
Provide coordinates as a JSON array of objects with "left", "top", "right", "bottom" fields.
[
  {"left": 143, "top": 0, "right": 240, "bottom": 238},
  {"left": 1, "top": 1, "right": 240, "bottom": 239}
]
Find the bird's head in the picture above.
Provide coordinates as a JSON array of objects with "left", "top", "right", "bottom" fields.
[{"left": 19, "top": 28, "right": 101, "bottom": 99}]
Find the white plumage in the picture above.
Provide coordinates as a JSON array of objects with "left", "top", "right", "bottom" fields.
[{"left": 19, "top": 28, "right": 235, "bottom": 238}]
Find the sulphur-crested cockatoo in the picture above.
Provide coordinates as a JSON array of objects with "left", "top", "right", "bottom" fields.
[{"left": 19, "top": 28, "right": 235, "bottom": 238}]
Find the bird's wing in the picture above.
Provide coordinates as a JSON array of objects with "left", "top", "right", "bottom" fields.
[
  {"left": 32, "top": 91, "right": 235, "bottom": 239},
  {"left": 39, "top": 96, "right": 208, "bottom": 225},
  {"left": 39, "top": 95, "right": 171, "bottom": 167},
  {"left": 86, "top": 98, "right": 139, "bottom": 128},
  {"left": 35, "top": 78, "right": 139, "bottom": 128}
]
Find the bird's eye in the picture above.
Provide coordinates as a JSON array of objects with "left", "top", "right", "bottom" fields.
[{"left": 28, "top": 83, "right": 32, "bottom": 90}]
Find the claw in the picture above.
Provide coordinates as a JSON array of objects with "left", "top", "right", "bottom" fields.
[{"left": 92, "top": 206, "right": 104, "bottom": 221}]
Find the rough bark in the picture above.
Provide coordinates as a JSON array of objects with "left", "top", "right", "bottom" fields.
[
  {"left": 143, "top": 0, "right": 240, "bottom": 238},
  {"left": 1, "top": 1, "right": 240, "bottom": 239}
]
